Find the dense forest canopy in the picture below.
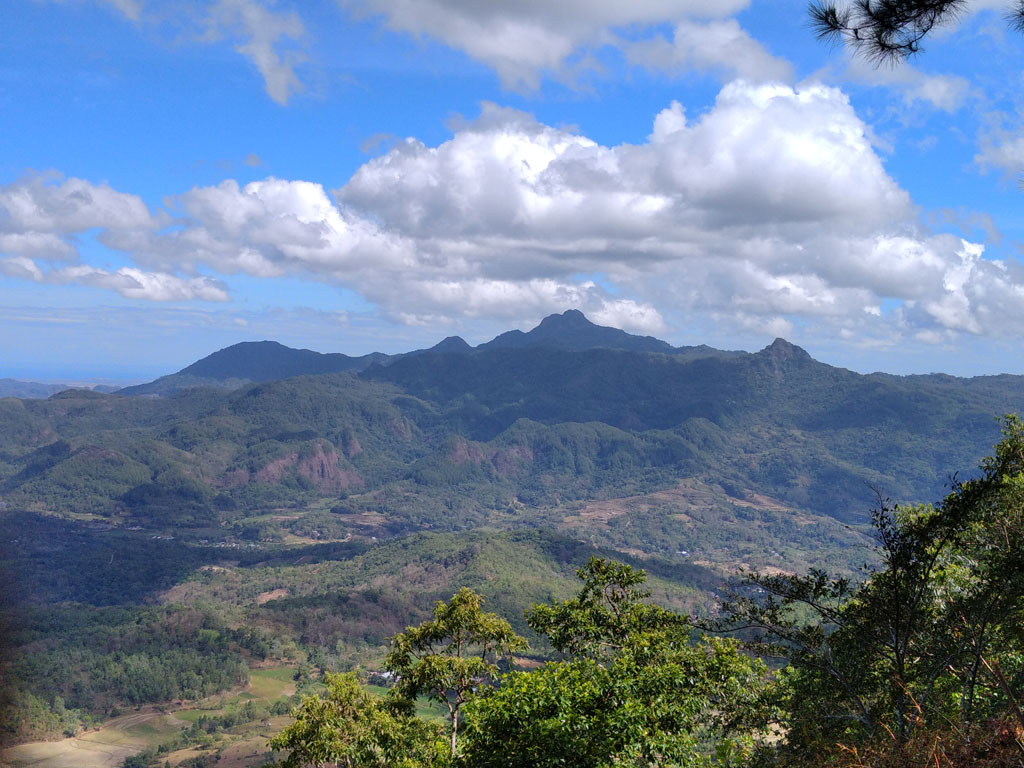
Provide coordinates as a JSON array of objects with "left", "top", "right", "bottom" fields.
[{"left": 273, "top": 413, "right": 1024, "bottom": 767}]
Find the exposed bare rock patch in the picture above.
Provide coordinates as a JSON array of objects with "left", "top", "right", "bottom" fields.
[
  {"left": 450, "top": 437, "right": 488, "bottom": 464},
  {"left": 492, "top": 445, "right": 533, "bottom": 476},
  {"left": 250, "top": 442, "right": 364, "bottom": 491},
  {"left": 447, "top": 437, "right": 533, "bottom": 477},
  {"left": 297, "top": 443, "right": 363, "bottom": 491}
]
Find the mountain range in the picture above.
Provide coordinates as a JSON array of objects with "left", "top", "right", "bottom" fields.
[
  {"left": 6, "top": 309, "right": 1024, "bottom": 748},
  {"left": 0, "top": 379, "right": 120, "bottom": 399},
  {"left": 116, "top": 310, "right": 740, "bottom": 396},
  {"left": 2, "top": 309, "right": 1022, "bottom": 578}
]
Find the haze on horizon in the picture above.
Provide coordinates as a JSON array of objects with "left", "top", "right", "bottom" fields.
[{"left": 3, "top": 0, "right": 1024, "bottom": 380}]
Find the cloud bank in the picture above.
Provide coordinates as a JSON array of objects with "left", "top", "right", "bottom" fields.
[{"left": 3, "top": 81, "right": 1022, "bottom": 342}]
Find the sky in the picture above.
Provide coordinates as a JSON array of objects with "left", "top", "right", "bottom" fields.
[{"left": 3, "top": 0, "right": 1024, "bottom": 382}]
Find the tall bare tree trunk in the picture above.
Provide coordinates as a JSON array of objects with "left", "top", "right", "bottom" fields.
[{"left": 450, "top": 710, "right": 459, "bottom": 758}]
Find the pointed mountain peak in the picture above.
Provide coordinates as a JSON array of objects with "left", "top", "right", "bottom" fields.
[
  {"left": 759, "top": 338, "right": 813, "bottom": 365},
  {"left": 536, "top": 309, "right": 593, "bottom": 329},
  {"left": 479, "top": 310, "right": 675, "bottom": 354},
  {"left": 430, "top": 336, "right": 472, "bottom": 354},
  {"left": 767, "top": 337, "right": 807, "bottom": 353}
]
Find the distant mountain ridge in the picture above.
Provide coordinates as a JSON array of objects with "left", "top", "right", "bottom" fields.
[
  {"left": 118, "top": 341, "right": 394, "bottom": 396},
  {"left": 60, "top": 309, "right": 1024, "bottom": 531},
  {"left": 0, "top": 379, "right": 69, "bottom": 399},
  {"left": 479, "top": 309, "right": 677, "bottom": 354},
  {"left": 116, "top": 311, "right": 743, "bottom": 396},
  {"left": 4, "top": 308, "right": 1024, "bottom": 572},
  {"left": 0, "top": 379, "right": 121, "bottom": 399}
]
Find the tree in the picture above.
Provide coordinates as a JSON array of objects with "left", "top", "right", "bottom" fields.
[
  {"left": 268, "top": 671, "right": 445, "bottom": 768},
  {"left": 717, "top": 417, "right": 1024, "bottom": 764},
  {"left": 384, "top": 587, "right": 527, "bottom": 759},
  {"left": 526, "top": 556, "right": 688, "bottom": 659},
  {"left": 462, "top": 558, "right": 771, "bottom": 768},
  {"left": 929, "top": 416, "right": 1024, "bottom": 725},
  {"left": 809, "top": 0, "right": 1024, "bottom": 63},
  {"left": 717, "top": 504, "right": 956, "bottom": 754},
  {"left": 268, "top": 565, "right": 771, "bottom": 768}
]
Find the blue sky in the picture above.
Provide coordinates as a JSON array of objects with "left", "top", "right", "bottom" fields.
[{"left": 3, "top": 0, "right": 1024, "bottom": 382}]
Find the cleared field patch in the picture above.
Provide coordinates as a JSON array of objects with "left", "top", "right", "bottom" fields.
[
  {"left": 170, "top": 709, "right": 205, "bottom": 724},
  {"left": 561, "top": 479, "right": 795, "bottom": 530},
  {"left": 247, "top": 666, "right": 296, "bottom": 700},
  {"left": 255, "top": 588, "right": 289, "bottom": 605},
  {"left": 323, "top": 509, "right": 386, "bottom": 529},
  {"left": 1, "top": 737, "right": 136, "bottom": 768},
  {"left": 162, "top": 716, "right": 290, "bottom": 768},
  {"left": 1, "top": 711, "right": 184, "bottom": 768},
  {"left": 167, "top": 666, "right": 296, "bottom": 728},
  {"left": 1, "top": 666, "right": 299, "bottom": 768}
]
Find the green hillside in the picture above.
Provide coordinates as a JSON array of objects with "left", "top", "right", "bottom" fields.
[
  {"left": 3, "top": 328, "right": 1021, "bottom": 543},
  {"left": 3, "top": 312, "right": 1024, "bottom": 750}
]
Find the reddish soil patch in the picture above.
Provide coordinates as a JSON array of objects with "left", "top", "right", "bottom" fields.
[
  {"left": 252, "top": 442, "right": 363, "bottom": 492},
  {"left": 256, "top": 588, "right": 289, "bottom": 605},
  {"left": 446, "top": 438, "right": 532, "bottom": 477}
]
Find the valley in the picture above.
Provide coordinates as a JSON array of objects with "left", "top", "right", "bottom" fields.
[{"left": 3, "top": 311, "right": 1024, "bottom": 763}]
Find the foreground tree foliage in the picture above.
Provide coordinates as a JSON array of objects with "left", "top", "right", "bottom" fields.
[
  {"left": 271, "top": 421, "right": 1024, "bottom": 767},
  {"left": 809, "top": 0, "right": 1024, "bottom": 63},
  {"left": 464, "top": 560, "right": 770, "bottom": 768},
  {"left": 384, "top": 587, "right": 528, "bottom": 758},
  {"left": 463, "top": 631, "right": 767, "bottom": 767},
  {"left": 721, "top": 416, "right": 1024, "bottom": 765},
  {"left": 272, "top": 564, "right": 770, "bottom": 767},
  {"left": 269, "top": 672, "right": 447, "bottom": 768}
]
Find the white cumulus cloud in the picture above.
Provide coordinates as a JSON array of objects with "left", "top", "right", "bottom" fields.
[
  {"left": 0, "top": 257, "right": 229, "bottom": 302},
  {"left": 8, "top": 82, "right": 1024, "bottom": 343},
  {"left": 0, "top": 174, "right": 155, "bottom": 255},
  {"left": 625, "top": 19, "right": 792, "bottom": 83},
  {"left": 0, "top": 175, "right": 227, "bottom": 302},
  {"left": 339, "top": 0, "right": 772, "bottom": 89},
  {"left": 53, "top": 265, "right": 230, "bottom": 301},
  {"left": 329, "top": 82, "right": 1024, "bottom": 337}
]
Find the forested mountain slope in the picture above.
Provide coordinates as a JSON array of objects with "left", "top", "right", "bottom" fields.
[
  {"left": 5, "top": 311, "right": 1024, "bottom": 751},
  {"left": 2, "top": 313, "right": 1022, "bottom": 557}
]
